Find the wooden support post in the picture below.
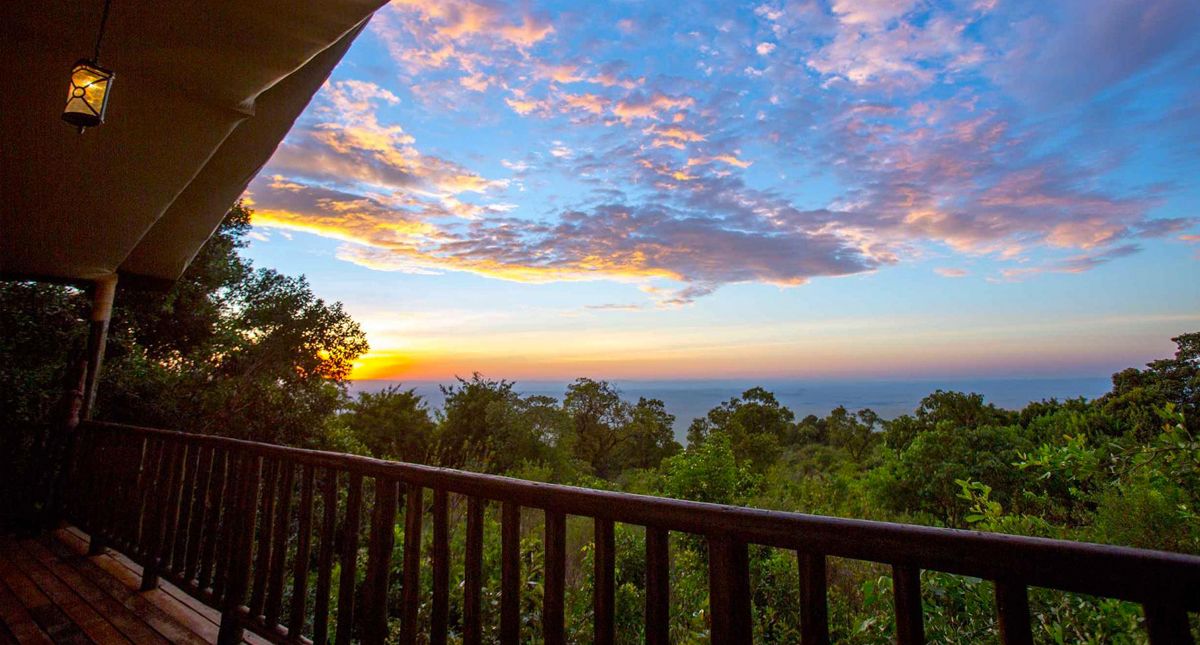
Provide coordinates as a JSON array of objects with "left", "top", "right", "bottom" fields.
[
  {"left": 76, "top": 274, "right": 117, "bottom": 549},
  {"left": 81, "top": 274, "right": 117, "bottom": 420}
]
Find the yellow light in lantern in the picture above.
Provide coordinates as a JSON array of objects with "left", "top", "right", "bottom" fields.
[{"left": 62, "top": 60, "right": 114, "bottom": 129}]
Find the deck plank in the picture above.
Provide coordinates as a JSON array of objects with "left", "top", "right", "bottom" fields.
[
  {"left": 60, "top": 528, "right": 272, "bottom": 645},
  {"left": 2, "top": 540, "right": 133, "bottom": 644},
  {"left": 47, "top": 533, "right": 217, "bottom": 644},
  {"left": 0, "top": 528, "right": 285, "bottom": 645},
  {"left": 0, "top": 577, "right": 54, "bottom": 645},
  {"left": 0, "top": 547, "right": 88, "bottom": 644},
  {"left": 20, "top": 539, "right": 170, "bottom": 645}
]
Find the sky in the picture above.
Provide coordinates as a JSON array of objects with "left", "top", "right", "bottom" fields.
[{"left": 241, "top": 0, "right": 1200, "bottom": 382}]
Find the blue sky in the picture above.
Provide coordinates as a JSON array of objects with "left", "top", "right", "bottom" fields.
[{"left": 242, "top": 0, "right": 1200, "bottom": 380}]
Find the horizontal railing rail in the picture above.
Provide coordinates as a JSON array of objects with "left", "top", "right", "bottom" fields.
[{"left": 62, "top": 420, "right": 1200, "bottom": 644}]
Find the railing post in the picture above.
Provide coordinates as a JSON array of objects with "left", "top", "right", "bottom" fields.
[
  {"left": 544, "top": 510, "right": 567, "bottom": 645},
  {"left": 464, "top": 497, "right": 485, "bottom": 645},
  {"left": 797, "top": 552, "right": 829, "bottom": 645},
  {"left": 362, "top": 478, "right": 397, "bottom": 645},
  {"left": 646, "top": 527, "right": 670, "bottom": 645},
  {"left": 313, "top": 469, "right": 339, "bottom": 645},
  {"left": 83, "top": 432, "right": 107, "bottom": 556},
  {"left": 399, "top": 485, "right": 423, "bottom": 645},
  {"left": 994, "top": 580, "right": 1033, "bottom": 645},
  {"left": 1144, "top": 602, "right": 1195, "bottom": 645},
  {"left": 335, "top": 473, "right": 363, "bottom": 645},
  {"left": 594, "top": 519, "right": 616, "bottom": 645},
  {"left": 501, "top": 501, "right": 521, "bottom": 644},
  {"left": 431, "top": 489, "right": 450, "bottom": 645},
  {"left": 264, "top": 462, "right": 295, "bottom": 627},
  {"left": 288, "top": 464, "right": 315, "bottom": 639},
  {"left": 143, "top": 440, "right": 183, "bottom": 591},
  {"left": 217, "top": 453, "right": 261, "bottom": 645},
  {"left": 708, "top": 536, "right": 751, "bottom": 643},
  {"left": 892, "top": 565, "right": 924, "bottom": 645}
]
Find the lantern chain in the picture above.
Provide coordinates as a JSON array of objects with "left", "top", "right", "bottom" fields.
[{"left": 93, "top": 0, "right": 113, "bottom": 64}]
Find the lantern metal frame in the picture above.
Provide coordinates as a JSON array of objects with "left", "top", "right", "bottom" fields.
[{"left": 62, "top": 59, "right": 115, "bottom": 128}]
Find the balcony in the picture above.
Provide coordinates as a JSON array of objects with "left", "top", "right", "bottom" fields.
[{"left": 22, "top": 419, "right": 1193, "bottom": 644}]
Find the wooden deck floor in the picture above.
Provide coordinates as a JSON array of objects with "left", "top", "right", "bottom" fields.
[{"left": 0, "top": 527, "right": 266, "bottom": 644}]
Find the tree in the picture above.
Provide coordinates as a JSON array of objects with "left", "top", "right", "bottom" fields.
[
  {"left": 871, "top": 423, "right": 1031, "bottom": 526},
  {"left": 826, "top": 406, "right": 880, "bottom": 462},
  {"left": 342, "top": 386, "right": 436, "bottom": 462},
  {"left": 563, "top": 378, "right": 631, "bottom": 479},
  {"left": 1102, "top": 333, "right": 1200, "bottom": 438},
  {"left": 0, "top": 283, "right": 87, "bottom": 431},
  {"left": 622, "top": 397, "right": 681, "bottom": 469},
  {"left": 97, "top": 202, "right": 368, "bottom": 446},
  {"left": 686, "top": 387, "right": 794, "bottom": 472},
  {"left": 661, "top": 432, "right": 757, "bottom": 505},
  {"left": 913, "top": 390, "right": 1014, "bottom": 431},
  {"left": 438, "top": 373, "right": 517, "bottom": 468},
  {"left": 437, "top": 374, "right": 564, "bottom": 473}
]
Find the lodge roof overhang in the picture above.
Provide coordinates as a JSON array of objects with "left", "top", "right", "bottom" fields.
[{"left": 0, "top": 0, "right": 387, "bottom": 289}]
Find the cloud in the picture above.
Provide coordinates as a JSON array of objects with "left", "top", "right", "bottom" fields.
[
  {"left": 687, "top": 154, "right": 752, "bottom": 169},
  {"left": 244, "top": 0, "right": 1197, "bottom": 308},
  {"left": 830, "top": 0, "right": 919, "bottom": 28},
  {"left": 251, "top": 173, "right": 880, "bottom": 301},
  {"left": 612, "top": 92, "right": 697, "bottom": 123},
  {"left": 999, "top": 244, "right": 1142, "bottom": 280},
  {"left": 261, "top": 80, "right": 508, "bottom": 223}
]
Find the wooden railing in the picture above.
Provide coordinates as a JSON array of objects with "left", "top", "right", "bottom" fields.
[{"left": 62, "top": 421, "right": 1200, "bottom": 644}]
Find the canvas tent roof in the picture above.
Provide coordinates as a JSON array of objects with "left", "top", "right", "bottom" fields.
[{"left": 0, "top": 0, "right": 387, "bottom": 288}]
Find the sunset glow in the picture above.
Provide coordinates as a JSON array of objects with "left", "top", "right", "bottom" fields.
[{"left": 243, "top": 0, "right": 1200, "bottom": 381}]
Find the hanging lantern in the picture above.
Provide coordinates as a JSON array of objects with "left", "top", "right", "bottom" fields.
[
  {"left": 62, "top": 60, "right": 114, "bottom": 128},
  {"left": 63, "top": 0, "right": 115, "bottom": 132}
]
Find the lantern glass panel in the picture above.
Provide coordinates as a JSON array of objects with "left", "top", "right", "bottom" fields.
[{"left": 63, "top": 61, "right": 113, "bottom": 128}]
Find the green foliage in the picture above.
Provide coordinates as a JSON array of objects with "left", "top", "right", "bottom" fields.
[
  {"left": 661, "top": 432, "right": 759, "bottom": 505},
  {"left": 97, "top": 203, "right": 369, "bottom": 445},
  {"left": 686, "top": 386, "right": 794, "bottom": 472},
  {"left": 872, "top": 421, "right": 1031, "bottom": 526},
  {"left": 563, "top": 377, "right": 631, "bottom": 478},
  {"left": 342, "top": 386, "right": 437, "bottom": 461}
]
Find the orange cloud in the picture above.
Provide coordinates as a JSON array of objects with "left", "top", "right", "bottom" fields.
[
  {"left": 613, "top": 93, "right": 696, "bottom": 123},
  {"left": 560, "top": 92, "right": 608, "bottom": 114},
  {"left": 687, "top": 154, "right": 752, "bottom": 169},
  {"left": 644, "top": 124, "right": 707, "bottom": 148}
]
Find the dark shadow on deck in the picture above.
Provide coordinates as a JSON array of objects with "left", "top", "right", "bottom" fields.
[{"left": 0, "top": 527, "right": 266, "bottom": 644}]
